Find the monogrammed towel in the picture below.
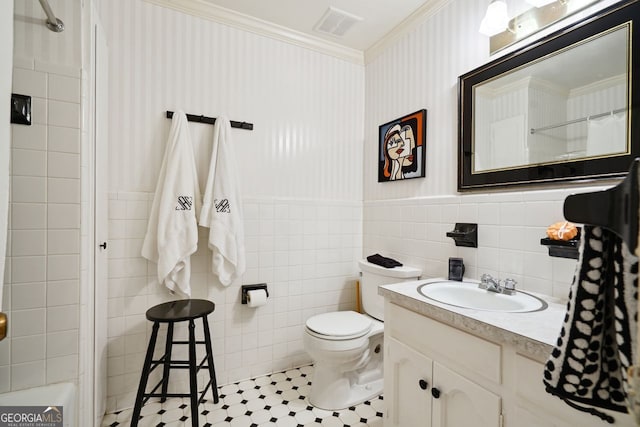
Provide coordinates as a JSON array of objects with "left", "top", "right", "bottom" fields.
[
  {"left": 142, "top": 110, "right": 201, "bottom": 296},
  {"left": 199, "top": 116, "right": 245, "bottom": 286}
]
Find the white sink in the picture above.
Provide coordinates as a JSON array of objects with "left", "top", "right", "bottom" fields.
[{"left": 417, "top": 280, "right": 548, "bottom": 313}]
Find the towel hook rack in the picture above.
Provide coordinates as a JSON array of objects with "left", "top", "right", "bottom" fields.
[
  {"left": 563, "top": 158, "right": 639, "bottom": 251},
  {"left": 166, "top": 111, "right": 254, "bottom": 131}
]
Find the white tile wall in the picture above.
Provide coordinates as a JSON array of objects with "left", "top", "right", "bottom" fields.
[
  {"left": 0, "top": 63, "right": 82, "bottom": 393},
  {"left": 363, "top": 185, "right": 614, "bottom": 300},
  {"left": 105, "top": 192, "right": 362, "bottom": 411}
]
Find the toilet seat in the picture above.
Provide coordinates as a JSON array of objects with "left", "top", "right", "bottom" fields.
[{"left": 305, "top": 311, "right": 372, "bottom": 340}]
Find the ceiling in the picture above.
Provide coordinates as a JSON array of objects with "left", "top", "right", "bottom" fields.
[{"left": 198, "top": 0, "right": 433, "bottom": 51}]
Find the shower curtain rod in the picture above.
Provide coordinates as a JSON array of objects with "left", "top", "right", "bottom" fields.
[
  {"left": 38, "top": 0, "right": 65, "bottom": 32},
  {"left": 530, "top": 107, "right": 626, "bottom": 135},
  {"left": 166, "top": 111, "right": 254, "bottom": 130}
]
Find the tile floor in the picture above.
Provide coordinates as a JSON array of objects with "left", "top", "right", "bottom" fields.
[{"left": 101, "top": 365, "right": 385, "bottom": 427}]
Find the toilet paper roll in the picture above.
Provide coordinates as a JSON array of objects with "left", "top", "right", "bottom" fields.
[{"left": 246, "top": 289, "right": 268, "bottom": 308}]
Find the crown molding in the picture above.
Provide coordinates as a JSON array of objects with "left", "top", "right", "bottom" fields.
[
  {"left": 364, "top": 0, "right": 452, "bottom": 64},
  {"left": 143, "top": 0, "right": 364, "bottom": 65}
]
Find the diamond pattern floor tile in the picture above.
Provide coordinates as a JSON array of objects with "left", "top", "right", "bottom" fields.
[{"left": 101, "top": 366, "right": 384, "bottom": 427}]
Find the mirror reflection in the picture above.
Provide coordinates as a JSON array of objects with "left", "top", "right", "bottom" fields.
[{"left": 473, "top": 25, "right": 629, "bottom": 173}]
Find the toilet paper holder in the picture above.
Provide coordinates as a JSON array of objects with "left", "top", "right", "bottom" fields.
[{"left": 241, "top": 284, "right": 269, "bottom": 304}]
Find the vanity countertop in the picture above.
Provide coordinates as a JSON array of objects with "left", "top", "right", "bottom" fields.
[{"left": 379, "top": 278, "right": 567, "bottom": 363}]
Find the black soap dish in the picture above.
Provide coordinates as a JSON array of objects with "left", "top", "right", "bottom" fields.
[
  {"left": 540, "top": 228, "right": 581, "bottom": 259},
  {"left": 446, "top": 223, "right": 477, "bottom": 248}
]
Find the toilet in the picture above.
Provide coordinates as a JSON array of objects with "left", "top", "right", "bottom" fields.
[{"left": 303, "top": 259, "right": 421, "bottom": 410}]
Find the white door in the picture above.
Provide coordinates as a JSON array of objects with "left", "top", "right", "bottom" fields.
[
  {"left": 432, "top": 362, "right": 501, "bottom": 427},
  {"left": 93, "top": 16, "right": 109, "bottom": 427},
  {"left": 384, "top": 337, "right": 433, "bottom": 427}
]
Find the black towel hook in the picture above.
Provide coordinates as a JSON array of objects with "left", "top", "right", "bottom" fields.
[{"left": 563, "top": 158, "right": 639, "bottom": 251}]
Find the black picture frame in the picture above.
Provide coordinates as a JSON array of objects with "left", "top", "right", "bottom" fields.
[{"left": 378, "top": 109, "right": 427, "bottom": 182}]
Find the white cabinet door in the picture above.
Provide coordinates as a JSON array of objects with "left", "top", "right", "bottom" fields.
[
  {"left": 513, "top": 404, "right": 571, "bottom": 427},
  {"left": 432, "top": 362, "right": 501, "bottom": 427},
  {"left": 385, "top": 337, "right": 433, "bottom": 427}
]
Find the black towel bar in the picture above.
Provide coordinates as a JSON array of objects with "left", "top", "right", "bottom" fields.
[
  {"left": 563, "top": 158, "right": 639, "bottom": 251},
  {"left": 166, "top": 111, "right": 253, "bottom": 130}
]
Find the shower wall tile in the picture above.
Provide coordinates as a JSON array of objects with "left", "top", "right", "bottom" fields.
[
  {"left": 11, "top": 203, "right": 46, "bottom": 230},
  {"left": 47, "top": 178, "right": 80, "bottom": 203},
  {"left": 0, "top": 368, "right": 8, "bottom": 394},
  {"left": 47, "top": 74, "right": 81, "bottom": 103},
  {"left": 10, "top": 282, "right": 46, "bottom": 310},
  {"left": 11, "top": 230, "right": 46, "bottom": 257},
  {"left": 46, "top": 280, "right": 80, "bottom": 306},
  {"left": 10, "top": 309, "right": 46, "bottom": 337},
  {"left": 12, "top": 149, "right": 46, "bottom": 176},
  {"left": 10, "top": 361, "right": 45, "bottom": 391},
  {"left": 47, "top": 152, "right": 80, "bottom": 179},
  {"left": 48, "top": 126, "right": 80, "bottom": 153},
  {"left": 11, "top": 69, "right": 47, "bottom": 98},
  {"left": 11, "top": 256, "right": 46, "bottom": 284},
  {"left": 11, "top": 335, "right": 45, "bottom": 364},
  {"left": 47, "top": 230, "right": 80, "bottom": 254},
  {"left": 11, "top": 124, "right": 47, "bottom": 151},
  {"left": 46, "top": 305, "right": 79, "bottom": 332},
  {"left": 1, "top": 64, "right": 82, "bottom": 393},
  {"left": 47, "top": 100, "right": 80, "bottom": 129},
  {"left": 47, "top": 204, "right": 80, "bottom": 228},
  {"left": 45, "top": 354, "right": 78, "bottom": 383},
  {"left": 30, "top": 98, "right": 47, "bottom": 125},
  {"left": 11, "top": 176, "right": 46, "bottom": 203}
]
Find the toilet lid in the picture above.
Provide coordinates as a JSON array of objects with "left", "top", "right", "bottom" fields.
[{"left": 305, "top": 311, "right": 372, "bottom": 338}]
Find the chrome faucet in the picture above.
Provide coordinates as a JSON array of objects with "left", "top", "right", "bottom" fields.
[
  {"left": 480, "top": 274, "right": 501, "bottom": 292},
  {"left": 479, "top": 274, "right": 517, "bottom": 295}
]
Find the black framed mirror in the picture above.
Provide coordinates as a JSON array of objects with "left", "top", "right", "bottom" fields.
[{"left": 458, "top": 0, "right": 639, "bottom": 190}]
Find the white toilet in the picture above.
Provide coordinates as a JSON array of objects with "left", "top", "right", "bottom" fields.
[{"left": 303, "top": 259, "right": 421, "bottom": 410}]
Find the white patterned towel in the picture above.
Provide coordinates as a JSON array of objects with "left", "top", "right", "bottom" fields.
[{"left": 544, "top": 225, "right": 638, "bottom": 422}]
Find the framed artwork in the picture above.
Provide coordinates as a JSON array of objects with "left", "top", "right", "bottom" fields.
[{"left": 378, "top": 109, "right": 427, "bottom": 182}]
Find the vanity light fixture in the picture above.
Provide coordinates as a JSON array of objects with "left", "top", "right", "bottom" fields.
[
  {"left": 479, "top": 0, "right": 510, "bottom": 37},
  {"left": 487, "top": 0, "right": 597, "bottom": 53}
]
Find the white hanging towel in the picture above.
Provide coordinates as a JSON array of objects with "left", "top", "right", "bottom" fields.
[
  {"left": 141, "top": 110, "right": 201, "bottom": 297},
  {"left": 586, "top": 112, "right": 627, "bottom": 157},
  {"left": 200, "top": 116, "right": 246, "bottom": 286}
]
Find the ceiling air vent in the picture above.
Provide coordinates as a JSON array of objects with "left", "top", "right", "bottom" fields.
[{"left": 313, "top": 6, "right": 363, "bottom": 37}]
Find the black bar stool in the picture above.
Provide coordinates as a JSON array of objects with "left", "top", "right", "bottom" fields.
[{"left": 131, "top": 299, "right": 219, "bottom": 427}]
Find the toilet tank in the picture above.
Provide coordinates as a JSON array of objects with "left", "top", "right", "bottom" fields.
[{"left": 358, "top": 259, "right": 421, "bottom": 321}]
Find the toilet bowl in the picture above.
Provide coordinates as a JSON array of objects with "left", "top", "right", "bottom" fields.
[{"left": 303, "top": 259, "right": 421, "bottom": 410}]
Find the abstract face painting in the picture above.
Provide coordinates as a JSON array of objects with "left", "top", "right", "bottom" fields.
[{"left": 378, "top": 110, "right": 426, "bottom": 182}]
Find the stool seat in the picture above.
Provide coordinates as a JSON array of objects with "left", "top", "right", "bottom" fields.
[
  {"left": 131, "top": 299, "right": 219, "bottom": 427},
  {"left": 146, "top": 299, "right": 214, "bottom": 322}
]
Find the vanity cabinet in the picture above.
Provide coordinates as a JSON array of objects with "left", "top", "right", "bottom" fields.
[
  {"left": 384, "top": 337, "right": 433, "bottom": 427},
  {"left": 383, "top": 300, "right": 636, "bottom": 427},
  {"left": 385, "top": 337, "right": 502, "bottom": 427},
  {"left": 384, "top": 302, "right": 502, "bottom": 427}
]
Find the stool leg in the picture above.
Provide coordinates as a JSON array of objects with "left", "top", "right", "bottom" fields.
[
  {"left": 188, "top": 319, "right": 199, "bottom": 426},
  {"left": 131, "top": 321, "right": 160, "bottom": 427},
  {"left": 160, "top": 322, "right": 174, "bottom": 402},
  {"left": 202, "top": 316, "right": 219, "bottom": 403}
]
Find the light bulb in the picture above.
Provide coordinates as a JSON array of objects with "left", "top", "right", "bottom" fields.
[{"left": 479, "top": 0, "right": 510, "bottom": 37}]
